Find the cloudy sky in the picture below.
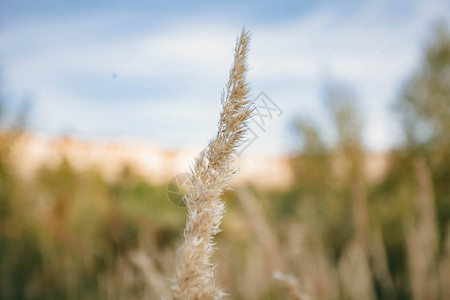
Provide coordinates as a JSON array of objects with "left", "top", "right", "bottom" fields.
[{"left": 0, "top": 0, "right": 449, "bottom": 156}]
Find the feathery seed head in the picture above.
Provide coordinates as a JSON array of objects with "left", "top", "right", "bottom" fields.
[{"left": 173, "top": 29, "right": 252, "bottom": 300}]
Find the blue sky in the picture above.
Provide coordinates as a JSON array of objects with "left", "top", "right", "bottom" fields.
[{"left": 1, "top": 0, "right": 449, "bottom": 155}]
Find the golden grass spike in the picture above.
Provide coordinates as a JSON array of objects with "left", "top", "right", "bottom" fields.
[{"left": 173, "top": 29, "right": 252, "bottom": 300}]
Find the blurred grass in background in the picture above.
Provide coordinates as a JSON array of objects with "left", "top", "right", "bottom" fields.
[{"left": 0, "top": 25, "right": 449, "bottom": 300}]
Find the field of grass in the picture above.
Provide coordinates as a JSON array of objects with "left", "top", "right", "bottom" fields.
[{"left": 0, "top": 26, "right": 449, "bottom": 300}]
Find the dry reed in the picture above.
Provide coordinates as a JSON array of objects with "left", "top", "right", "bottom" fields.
[
  {"left": 236, "top": 188, "right": 310, "bottom": 300},
  {"left": 405, "top": 155, "right": 439, "bottom": 300},
  {"left": 273, "top": 271, "right": 309, "bottom": 300},
  {"left": 172, "top": 29, "right": 253, "bottom": 300}
]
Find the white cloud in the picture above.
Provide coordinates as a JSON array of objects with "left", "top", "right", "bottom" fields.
[{"left": 0, "top": 0, "right": 449, "bottom": 155}]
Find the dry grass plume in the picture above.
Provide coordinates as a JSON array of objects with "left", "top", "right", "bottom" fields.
[{"left": 172, "top": 29, "right": 253, "bottom": 300}]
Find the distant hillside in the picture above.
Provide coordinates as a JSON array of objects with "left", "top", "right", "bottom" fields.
[{"left": 8, "top": 134, "right": 388, "bottom": 190}]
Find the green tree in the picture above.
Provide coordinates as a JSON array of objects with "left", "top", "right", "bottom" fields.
[{"left": 398, "top": 24, "right": 450, "bottom": 149}]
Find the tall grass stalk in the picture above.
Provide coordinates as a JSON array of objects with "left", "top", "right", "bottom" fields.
[
  {"left": 236, "top": 188, "right": 309, "bottom": 300},
  {"left": 172, "top": 29, "right": 252, "bottom": 300}
]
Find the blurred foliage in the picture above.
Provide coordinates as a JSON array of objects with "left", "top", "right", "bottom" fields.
[
  {"left": 288, "top": 24, "right": 450, "bottom": 300},
  {"left": 398, "top": 23, "right": 450, "bottom": 149},
  {"left": 0, "top": 136, "right": 186, "bottom": 299}
]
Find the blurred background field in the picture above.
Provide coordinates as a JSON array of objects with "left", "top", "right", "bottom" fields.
[{"left": 1, "top": 1, "right": 450, "bottom": 299}]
